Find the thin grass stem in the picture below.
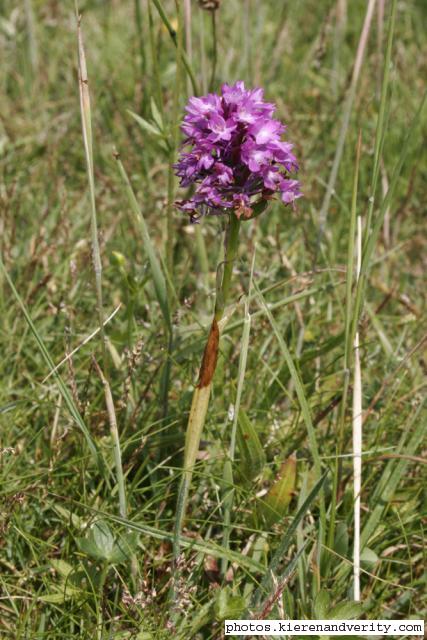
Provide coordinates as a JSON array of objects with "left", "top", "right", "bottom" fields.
[
  {"left": 317, "top": 0, "right": 376, "bottom": 243},
  {"left": 209, "top": 11, "right": 217, "bottom": 91},
  {"left": 352, "top": 215, "right": 363, "bottom": 601},
  {"left": 151, "top": 0, "right": 199, "bottom": 94},
  {"left": 93, "top": 358, "right": 127, "bottom": 519},
  {"left": 76, "top": 9, "right": 107, "bottom": 371}
]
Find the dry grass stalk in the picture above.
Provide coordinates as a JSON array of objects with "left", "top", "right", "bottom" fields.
[{"left": 353, "top": 215, "right": 363, "bottom": 601}]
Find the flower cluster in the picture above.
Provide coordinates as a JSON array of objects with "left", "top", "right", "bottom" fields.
[{"left": 174, "top": 81, "right": 301, "bottom": 221}]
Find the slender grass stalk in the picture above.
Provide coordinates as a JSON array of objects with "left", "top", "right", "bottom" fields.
[
  {"left": 182, "top": 0, "right": 209, "bottom": 283},
  {"left": 160, "top": 2, "right": 184, "bottom": 415},
  {"left": 151, "top": 0, "right": 199, "bottom": 94},
  {"left": 327, "top": 133, "right": 362, "bottom": 565},
  {"left": 183, "top": 0, "right": 192, "bottom": 96},
  {"left": 50, "top": 394, "right": 63, "bottom": 449},
  {"left": 93, "top": 359, "right": 127, "bottom": 519},
  {"left": 195, "top": 226, "right": 210, "bottom": 287},
  {"left": 199, "top": 8, "right": 208, "bottom": 94},
  {"left": 380, "top": 161, "right": 390, "bottom": 248},
  {"left": 166, "top": 1, "right": 183, "bottom": 278},
  {"left": 352, "top": 215, "right": 363, "bottom": 601},
  {"left": 318, "top": 0, "right": 376, "bottom": 240},
  {"left": 115, "top": 155, "right": 171, "bottom": 332},
  {"left": 76, "top": 9, "right": 107, "bottom": 370},
  {"left": 377, "top": 0, "right": 385, "bottom": 98},
  {"left": 363, "top": 0, "right": 396, "bottom": 242},
  {"left": 172, "top": 213, "right": 241, "bottom": 580},
  {"left": 332, "top": 0, "right": 347, "bottom": 99},
  {"left": 244, "top": 0, "right": 252, "bottom": 83},
  {"left": 24, "top": 0, "right": 38, "bottom": 83},
  {"left": 209, "top": 11, "right": 217, "bottom": 91},
  {"left": 352, "top": 88, "right": 426, "bottom": 346},
  {"left": 115, "top": 153, "right": 172, "bottom": 417},
  {"left": 42, "top": 305, "right": 121, "bottom": 383},
  {"left": 343, "top": 135, "right": 363, "bottom": 381},
  {"left": 134, "top": 0, "right": 148, "bottom": 112},
  {"left": 147, "top": 0, "right": 163, "bottom": 112}
]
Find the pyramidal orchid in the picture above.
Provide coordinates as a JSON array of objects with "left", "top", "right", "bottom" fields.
[
  {"left": 174, "top": 81, "right": 301, "bottom": 222},
  {"left": 172, "top": 81, "right": 300, "bottom": 576}
]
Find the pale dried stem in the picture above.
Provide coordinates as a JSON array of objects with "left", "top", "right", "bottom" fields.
[
  {"left": 93, "top": 358, "right": 127, "bottom": 518},
  {"left": 319, "top": 0, "right": 377, "bottom": 236},
  {"left": 76, "top": 12, "right": 107, "bottom": 368},
  {"left": 353, "top": 215, "right": 363, "bottom": 601}
]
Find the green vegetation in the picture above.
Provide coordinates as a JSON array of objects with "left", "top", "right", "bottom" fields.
[{"left": 0, "top": 1, "right": 426, "bottom": 638}]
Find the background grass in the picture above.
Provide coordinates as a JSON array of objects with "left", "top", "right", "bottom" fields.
[{"left": 0, "top": 0, "right": 426, "bottom": 638}]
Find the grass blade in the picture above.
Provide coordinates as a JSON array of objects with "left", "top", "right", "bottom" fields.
[
  {"left": 253, "top": 281, "right": 325, "bottom": 529},
  {"left": 318, "top": 0, "right": 376, "bottom": 238},
  {"left": 92, "top": 359, "right": 127, "bottom": 518},
  {"left": 251, "top": 472, "right": 328, "bottom": 607},
  {"left": 151, "top": 0, "right": 199, "bottom": 94},
  {"left": 0, "top": 256, "right": 103, "bottom": 472},
  {"left": 115, "top": 155, "right": 171, "bottom": 332},
  {"left": 52, "top": 498, "right": 264, "bottom": 575},
  {"left": 76, "top": 9, "right": 107, "bottom": 368}
]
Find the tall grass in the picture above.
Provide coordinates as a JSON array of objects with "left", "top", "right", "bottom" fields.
[{"left": 0, "top": 0, "right": 425, "bottom": 636}]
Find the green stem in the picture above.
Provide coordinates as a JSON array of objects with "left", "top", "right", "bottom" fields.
[
  {"left": 134, "top": 0, "right": 147, "bottom": 113},
  {"left": 215, "top": 213, "right": 241, "bottom": 320},
  {"left": 151, "top": 0, "right": 199, "bottom": 94},
  {"left": 209, "top": 10, "right": 217, "bottom": 91},
  {"left": 96, "top": 563, "right": 108, "bottom": 640},
  {"left": 171, "top": 213, "right": 240, "bottom": 598}
]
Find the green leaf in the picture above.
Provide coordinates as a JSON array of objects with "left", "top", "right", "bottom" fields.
[
  {"left": 251, "top": 472, "right": 328, "bottom": 608},
  {"left": 150, "top": 97, "right": 164, "bottom": 131},
  {"left": 127, "top": 109, "right": 161, "bottom": 137},
  {"left": 237, "top": 409, "right": 266, "bottom": 482},
  {"left": 58, "top": 500, "right": 265, "bottom": 574},
  {"left": 247, "top": 198, "right": 270, "bottom": 220},
  {"left": 334, "top": 521, "right": 349, "bottom": 558},
  {"left": 113, "top": 633, "right": 154, "bottom": 640},
  {"left": 39, "top": 582, "right": 81, "bottom": 603},
  {"left": 39, "top": 592, "right": 70, "bottom": 604},
  {"left": 360, "top": 547, "right": 378, "bottom": 568},
  {"left": 127, "top": 110, "right": 170, "bottom": 153},
  {"left": 92, "top": 519, "right": 115, "bottom": 558},
  {"left": 53, "top": 505, "right": 85, "bottom": 529},
  {"left": 258, "top": 453, "right": 297, "bottom": 526},
  {"left": 77, "top": 520, "right": 138, "bottom": 564},
  {"left": 214, "top": 587, "right": 246, "bottom": 621},
  {"left": 50, "top": 559, "right": 73, "bottom": 578},
  {"left": 314, "top": 589, "right": 331, "bottom": 619},
  {"left": 329, "top": 600, "right": 363, "bottom": 620}
]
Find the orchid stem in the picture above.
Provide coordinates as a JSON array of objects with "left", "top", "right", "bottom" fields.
[
  {"left": 171, "top": 212, "right": 240, "bottom": 599},
  {"left": 215, "top": 213, "right": 241, "bottom": 320}
]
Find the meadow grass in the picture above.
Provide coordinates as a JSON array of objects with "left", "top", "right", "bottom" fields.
[{"left": 0, "top": 1, "right": 426, "bottom": 638}]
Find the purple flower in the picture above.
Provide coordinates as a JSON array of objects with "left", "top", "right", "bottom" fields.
[{"left": 174, "top": 81, "right": 301, "bottom": 221}]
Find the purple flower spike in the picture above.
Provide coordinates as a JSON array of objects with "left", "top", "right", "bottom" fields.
[{"left": 174, "top": 81, "right": 301, "bottom": 221}]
